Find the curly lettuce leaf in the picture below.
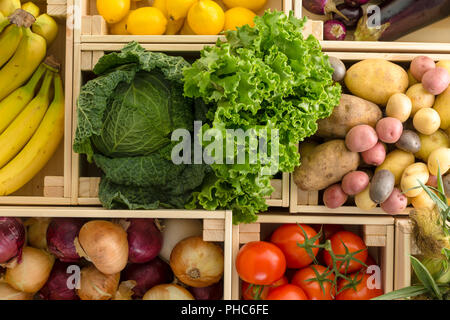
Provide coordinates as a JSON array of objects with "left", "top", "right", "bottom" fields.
[{"left": 184, "top": 11, "right": 341, "bottom": 223}]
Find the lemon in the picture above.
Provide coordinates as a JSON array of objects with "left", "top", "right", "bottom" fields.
[
  {"left": 152, "top": 0, "right": 168, "bottom": 17},
  {"left": 166, "top": 18, "right": 185, "bottom": 35},
  {"left": 109, "top": 10, "right": 134, "bottom": 35},
  {"left": 97, "top": 0, "right": 130, "bottom": 24},
  {"left": 187, "top": 0, "right": 224, "bottom": 35},
  {"left": 167, "top": 0, "right": 197, "bottom": 20},
  {"left": 126, "top": 7, "right": 167, "bottom": 35},
  {"left": 180, "top": 20, "right": 196, "bottom": 34},
  {"left": 224, "top": 7, "right": 255, "bottom": 31},
  {"left": 223, "top": 0, "right": 266, "bottom": 11}
]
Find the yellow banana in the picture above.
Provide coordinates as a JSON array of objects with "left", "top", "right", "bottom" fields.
[
  {"left": 0, "top": 73, "right": 64, "bottom": 196},
  {"left": 0, "top": 27, "right": 46, "bottom": 101},
  {"left": 32, "top": 14, "right": 58, "bottom": 46},
  {"left": 21, "top": 2, "right": 40, "bottom": 18},
  {"left": 0, "top": 0, "right": 21, "bottom": 17},
  {"left": 0, "top": 24, "right": 23, "bottom": 68},
  {"left": 0, "top": 63, "right": 46, "bottom": 134},
  {"left": 0, "top": 12, "right": 9, "bottom": 33},
  {"left": 0, "top": 69, "right": 53, "bottom": 169}
]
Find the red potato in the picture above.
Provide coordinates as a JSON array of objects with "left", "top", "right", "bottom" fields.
[
  {"left": 361, "top": 141, "right": 386, "bottom": 166},
  {"left": 380, "top": 188, "right": 407, "bottom": 215},
  {"left": 341, "top": 171, "right": 370, "bottom": 195},
  {"left": 426, "top": 175, "right": 438, "bottom": 188},
  {"left": 410, "top": 56, "right": 435, "bottom": 81},
  {"left": 422, "top": 67, "right": 450, "bottom": 95},
  {"left": 323, "top": 184, "right": 348, "bottom": 209},
  {"left": 376, "top": 117, "right": 403, "bottom": 143},
  {"left": 345, "top": 125, "right": 378, "bottom": 152}
]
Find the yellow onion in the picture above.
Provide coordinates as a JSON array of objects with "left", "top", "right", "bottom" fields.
[
  {"left": 0, "top": 282, "right": 33, "bottom": 300},
  {"left": 113, "top": 280, "right": 136, "bottom": 300},
  {"left": 76, "top": 220, "right": 128, "bottom": 275},
  {"left": 77, "top": 265, "right": 120, "bottom": 300},
  {"left": 142, "top": 284, "right": 194, "bottom": 300},
  {"left": 170, "top": 236, "right": 224, "bottom": 288},
  {"left": 26, "top": 218, "right": 51, "bottom": 250},
  {"left": 5, "top": 247, "right": 55, "bottom": 293}
]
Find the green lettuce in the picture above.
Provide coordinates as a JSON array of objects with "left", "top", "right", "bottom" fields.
[
  {"left": 184, "top": 11, "right": 341, "bottom": 223},
  {"left": 73, "top": 42, "right": 210, "bottom": 210}
]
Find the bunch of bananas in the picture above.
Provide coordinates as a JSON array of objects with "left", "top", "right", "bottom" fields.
[{"left": 0, "top": 2, "right": 64, "bottom": 196}]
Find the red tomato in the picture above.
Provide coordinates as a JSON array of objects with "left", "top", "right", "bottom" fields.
[
  {"left": 311, "top": 224, "right": 344, "bottom": 240},
  {"left": 241, "top": 281, "right": 269, "bottom": 300},
  {"left": 291, "top": 265, "right": 335, "bottom": 300},
  {"left": 323, "top": 231, "right": 368, "bottom": 274},
  {"left": 236, "top": 241, "right": 286, "bottom": 285},
  {"left": 270, "top": 224, "right": 319, "bottom": 269},
  {"left": 266, "top": 284, "right": 309, "bottom": 300},
  {"left": 336, "top": 273, "right": 383, "bottom": 300},
  {"left": 268, "top": 276, "right": 289, "bottom": 293}
]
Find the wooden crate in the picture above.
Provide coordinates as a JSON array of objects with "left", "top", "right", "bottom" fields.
[
  {"left": 0, "top": 206, "right": 233, "bottom": 299},
  {"left": 295, "top": 0, "right": 450, "bottom": 53},
  {"left": 394, "top": 217, "right": 421, "bottom": 291},
  {"left": 231, "top": 213, "right": 395, "bottom": 300},
  {"left": 289, "top": 52, "right": 450, "bottom": 215},
  {"left": 0, "top": 1, "right": 73, "bottom": 205},
  {"left": 74, "top": 0, "right": 292, "bottom": 43}
]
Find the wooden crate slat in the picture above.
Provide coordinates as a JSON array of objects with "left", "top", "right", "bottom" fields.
[
  {"left": 203, "top": 219, "right": 225, "bottom": 230},
  {"left": 203, "top": 229, "right": 224, "bottom": 242}
]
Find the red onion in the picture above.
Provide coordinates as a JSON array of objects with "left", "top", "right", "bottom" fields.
[
  {"left": 344, "top": 0, "right": 370, "bottom": 7},
  {"left": 189, "top": 281, "right": 223, "bottom": 300},
  {"left": 47, "top": 218, "right": 85, "bottom": 262},
  {"left": 0, "top": 217, "right": 25, "bottom": 264},
  {"left": 122, "top": 257, "right": 173, "bottom": 298},
  {"left": 324, "top": 20, "right": 347, "bottom": 41},
  {"left": 123, "top": 219, "right": 162, "bottom": 264},
  {"left": 38, "top": 261, "right": 79, "bottom": 300}
]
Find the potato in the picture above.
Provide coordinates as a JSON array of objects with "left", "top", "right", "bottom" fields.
[
  {"left": 422, "top": 67, "right": 450, "bottom": 95},
  {"left": 410, "top": 56, "right": 435, "bottom": 81},
  {"left": 407, "top": 69, "right": 418, "bottom": 87},
  {"left": 293, "top": 140, "right": 360, "bottom": 191},
  {"left": 329, "top": 56, "right": 346, "bottom": 82},
  {"left": 345, "top": 125, "right": 378, "bottom": 152},
  {"left": 413, "top": 108, "right": 441, "bottom": 135},
  {"left": 406, "top": 83, "right": 435, "bottom": 116},
  {"left": 376, "top": 149, "right": 415, "bottom": 185},
  {"left": 434, "top": 86, "right": 450, "bottom": 130},
  {"left": 376, "top": 117, "right": 403, "bottom": 143},
  {"left": 444, "top": 174, "right": 450, "bottom": 198},
  {"left": 401, "top": 162, "right": 429, "bottom": 197},
  {"left": 355, "top": 185, "right": 377, "bottom": 211},
  {"left": 323, "top": 184, "right": 348, "bottom": 209},
  {"left": 299, "top": 141, "right": 319, "bottom": 158},
  {"left": 411, "top": 190, "right": 435, "bottom": 210},
  {"left": 427, "top": 147, "right": 450, "bottom": 176},
  {"left": 386, "top": 93, "right": 412, "bottom": 122},
  {"left": 380, "top": 188, "right": 407, "bottom": 214},
  {"left": 370, "top": 170, "right": 395, "bottom": 203},
  {"left": 361, "top": 141, "right": 386, "bottom": 166},
  {"left": 344, "top": 59, "right": 408, "bottom": 105},
  {"left": 395, "top": 130, "right": 421, "bottom": 153},
  {"left": 426, "top": 175, "right": 438, "bottom": 188},
  {"left": 341, "top": 171, "right": 370, "bottom": 196},
  {"left": 316, "top": 94, "right": 382, "bottom": 138},
  {"left": 415, "top": 130, "right": 450, "bottom": 161},
  {"left": 436, "top": 60, "right": 450, "bottom": 75}
]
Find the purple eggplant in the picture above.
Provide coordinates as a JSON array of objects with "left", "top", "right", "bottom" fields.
[
  {"left": 332, "top": 4, "right": 363, "bottom": 29},
  {"left": 303, "top": 0, "right": 349, "bottom": 21},
  {"left": 355, "top": 0, "right": 450, "bottom": 41},
  {"left": 324, "top": 20, "right": 347, "bottom": 40},
  {"left": 344, "top": 0, "right": 370, "bottom": 7}
]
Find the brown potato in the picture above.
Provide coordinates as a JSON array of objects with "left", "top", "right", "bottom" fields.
[
  {"left": 316, "top": 94, "right": 382, "bottom": 138},
  {"left": 293, "top": 140, "right": 360, "bottom": 191},
  {"left": 406, "top": 83, "right": 435, "bottom": 116}
]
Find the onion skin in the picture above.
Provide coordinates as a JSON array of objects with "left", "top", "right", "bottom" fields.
[
  {"left": 38, "top": 261, "right": 79, "bottom": 300},
  {"left": 47, "top": 218, "right": 85, "bottom": 263},
  {"left": 5, "top": 247, "right": 55, "bottom": 293},
  {"left": 125, "top": 218, "right": 162, "bottom": 264},
  {"left": 122, "top": 256, "right": 173, "bottom": 298},
  {"left": 159, "top": 219, "right": 202, "bottom": 262},
  {"left": 77, "top": 265, "right": 120, "bottom": 300},
  {"left": 0, "top": 217, "right": 25, "bottom": 264},
  {"left": 78, "top": 220, "right": 128, "bottom": 275},
  {"left": 170, "top": 236, "right": 224, "bottom": 288},
  {"left": 189, "top": 281, "right": 223, "bottom": 300},
  {"left": 143, "top": 284, "right": 194, "bottom": 300},
  {"left": 27, "top": 218, "right": 51, "bottom": 250},
  {"left": 0, "top": 282, "right": 33, "bottom": 300}
]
